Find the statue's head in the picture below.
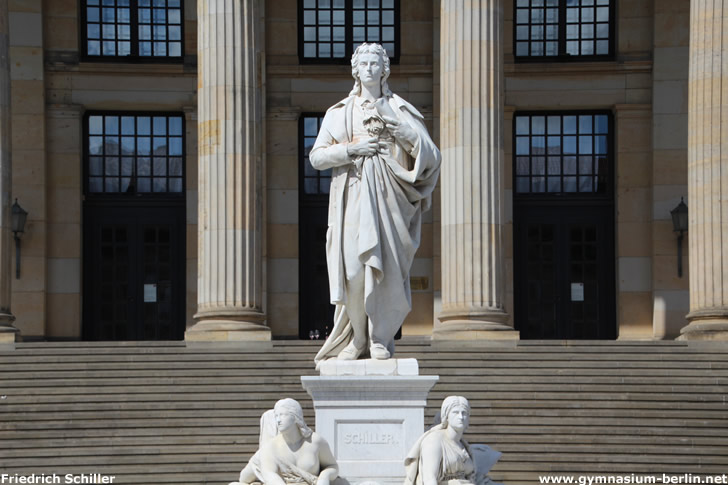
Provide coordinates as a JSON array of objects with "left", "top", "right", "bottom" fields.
[
  {"left": 440, "top": 395, "right": 470, "bottom": 432},
  {"left": 274, "top": 398, "right": 313, "bottom": 438},
  {"left": 350, "top": 42, "right": 392, "bottom": 97}
]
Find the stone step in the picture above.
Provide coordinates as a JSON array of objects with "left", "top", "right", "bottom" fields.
[
  {"left": 3, "top": 398, "right": 727, "bottom": 414},
  {"left": 3, "top": 405, "right": 726, "bottom": 421},
  {"left": 3, "top": 374, "right": 727, "bottom": 387},
  {"left": 1, "top": 340, "right": 726, "bottom": 485},
  {"left": 3, "top": 360, "right": 727, "bottom": 372},
  {"left": 3, "top": 390, "right": 727, "bottom": 406},
  {"left": 5, "top": 447, "right": 727, "bottom": 468},
  {"left": 3, "top": 431, "right": 727, "bottom": 447}
]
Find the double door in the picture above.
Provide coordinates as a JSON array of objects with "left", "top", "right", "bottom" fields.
[
  {"left": 514, "top": 204, "right": 615, "bottom": 339},
  {"left": 83, "top": 204, "right": 185, "bottom": 340}
]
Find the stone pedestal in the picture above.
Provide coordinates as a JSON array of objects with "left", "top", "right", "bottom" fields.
[
  {"left": 0, "top": 0, "right": 18, "bottom": 346},
  {"left": 436, "top": 0, "right": 516, "bottom": 340},
  {"left": 301, "top": 359, "right": 438, "bottom": 485},
  {"left": 186, "top": 0, "right": 269, "bottom": 342},
  {"left": 678, "top": 0, "right": 728, "bottom": 341}
]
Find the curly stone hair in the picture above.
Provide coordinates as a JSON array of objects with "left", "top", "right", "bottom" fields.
[{"left": 349, "top": 42, "right": 393, "bottom": 97}]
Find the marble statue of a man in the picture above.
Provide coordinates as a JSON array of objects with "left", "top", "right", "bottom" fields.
[{"left": 310, "top": 43, "right": 441, "bottom": 363}]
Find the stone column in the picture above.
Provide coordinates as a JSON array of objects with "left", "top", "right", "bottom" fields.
[
  {"left": 679, "top": 0, "right": 728, "bottom": 340},
  {"left": 0, "top": 0, "right": 19, "bottom": 343},
  {"left": 186, "top": 0, "right": 269, "bottom": 342},
  {"left": 435, "top": 0, "right": 517, "bottom": 340}
]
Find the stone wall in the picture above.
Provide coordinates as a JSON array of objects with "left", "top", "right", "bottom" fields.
[
  {"left": 9, "top": 0, "right": 46, "bottom": 337},
  {"left": 4, "top": 0, "right": 695, "bottom": 341}
]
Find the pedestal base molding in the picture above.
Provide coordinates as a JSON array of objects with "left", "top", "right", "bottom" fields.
[
  {"left": 434, "top": 309, "right": 519, "bottom": 340},
  {"left": 186, "top": 310, "right": 270, "bottom": 343},
  {"left": 677, "top": 310, "right": 728, "bottom": 341}
]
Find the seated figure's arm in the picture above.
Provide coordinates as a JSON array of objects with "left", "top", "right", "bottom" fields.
[
  {"left": 419, "top": 435, "right": 443, "bottom": 485},
  {"left": 314, "top": 435, "right": 339, "bottom": 485},
  {"left": 259, "top": 443, "right": 287, "bottom": 485}
]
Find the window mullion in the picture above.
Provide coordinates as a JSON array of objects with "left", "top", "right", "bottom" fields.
[
  {"left": 131, "top": 0, "right": 139, "bottom": 58},
  {"left": 558, "top": 0, "right": 566, "bottom": 57},
  {"left": 346, "top": 0, "right": 353, "bottom": 60}
]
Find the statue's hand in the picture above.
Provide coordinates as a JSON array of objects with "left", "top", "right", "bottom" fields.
[
  {"left": 347, "top": 137, "right": 384, "bottom": 157},
  {"left": 382, "top": 116, "right": 417, "bottom": 148}
]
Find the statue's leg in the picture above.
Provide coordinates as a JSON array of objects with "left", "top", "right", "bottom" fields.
[
  {"left": 338, "top": 179, "right": 367, "bottom": 360},
  {"left": 368, "top": 317, "right": 393, "bottom": 359},
  {"left": 339, "top": 270, "right": 367, "bottom": 359}
]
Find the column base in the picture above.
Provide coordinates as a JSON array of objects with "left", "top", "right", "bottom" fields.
[
  {"left": 0, "top": 310, "right": 20, "bottom": 348},
  {"left": 677, "top": 309, "right": 728, "bottom": 341},
  {"left": 186, "top": 309, "right": 270, "bottom": 343},
  {"left": 434, "top": 308, "right": 519, "bottom": 340}
]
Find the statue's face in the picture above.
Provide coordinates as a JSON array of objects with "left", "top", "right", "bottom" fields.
[
  {"left": 447, "top": 405, "right": 470, "bottom": 432},
  {"left": 275, "top": 411, "right": 296, "bottom": 432},
  {"left": 356, "top": 52, "right": 383, "bottom": 88}
]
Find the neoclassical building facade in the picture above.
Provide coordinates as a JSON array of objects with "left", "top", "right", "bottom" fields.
[{"left": 0, "top": 0, "right": 725, "bottom": 345}]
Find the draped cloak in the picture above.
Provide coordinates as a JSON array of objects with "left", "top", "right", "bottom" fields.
[
  {"left": 309, "top": 94, "right": 441, "bottom": 364},
  {"left": 403, "top": 425, "right": 502, "bottom": 485}
]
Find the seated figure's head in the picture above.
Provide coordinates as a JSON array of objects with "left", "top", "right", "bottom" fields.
[
  {"left": 274, "top": 398, "right": 313, "bottom": 438},
  {"left": 350, "top": 42, "right": 392, "bottom": 97},
  {"left": 440, "top": 395, "right": 470, "bottom": 433}
]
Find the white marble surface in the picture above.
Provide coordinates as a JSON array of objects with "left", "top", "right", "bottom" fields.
[
  {"left": 404, "top": 396, "right": 502, "bottom": 485},
  {"left": 310, "top": 43, "right": 441, "bottom": 362},
  {"left": 301, "top": 371, "right": 438, "bottom": 485},
  {"left": 318, "top": 358, "right": 419, "bottom": 376}
]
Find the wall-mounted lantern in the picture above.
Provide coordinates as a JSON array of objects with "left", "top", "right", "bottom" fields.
[
  {"left": 670, "top": 197, "right": 688, "bottom": 278},
  {"left": 11, "top": 199, "right": 28, "bottom": 279}
]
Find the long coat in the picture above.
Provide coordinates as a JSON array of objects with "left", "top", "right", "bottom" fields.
[{"left": 309, "top": 93, "right": 441, "bottom": 363}]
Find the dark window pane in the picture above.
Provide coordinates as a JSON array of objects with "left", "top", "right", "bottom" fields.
[
  {"left": 514, "top": 112, "right": 611, "bottom": 197},
  {"left": 169, "top": 158, "right": 183, "bottom": 176},
  {"left": 86, "top": 113, "right": 185, "bottom": 195},
  {"left": 169, "top": 178, "right": 183, "bottom": 192},
  {"left": 90, "top": 157, "right": 103, "bottom": 175},
  {"left": 516, "top": 117, "right": 530, "bottom": 135}
]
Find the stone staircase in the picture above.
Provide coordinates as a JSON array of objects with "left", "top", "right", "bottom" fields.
[{"left": 1, "top": 340, "right": 727, "bottom": 484}]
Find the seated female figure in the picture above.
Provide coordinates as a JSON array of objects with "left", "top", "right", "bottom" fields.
[
  {"left": 404, "top": 396, "right": 501, "bottom": 485},
  {"left": 230, "top": 398, "right": 338, "bottom": 485}
]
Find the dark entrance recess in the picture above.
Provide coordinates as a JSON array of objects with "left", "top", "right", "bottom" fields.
[
  {"left": 299, "top": 114, "right": 335, "bottom": 340},
  {"left": 83, "top": 205, "right": 185, "bottom": 340},
  {"left": 82, "top": 111, "right": 186, "bottom": 341},
  {"left": 513, "top": 111, "right": 616, "bottom": 339},
  {"left": 514, "top": 205, "right": 616, "bottom": 339}
]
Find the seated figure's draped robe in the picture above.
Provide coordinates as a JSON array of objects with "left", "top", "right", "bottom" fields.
[
  {"left": 404, "top": 426, "right": 476, "bottom": 485},
  {"left": 404, "top": 425, "right": 503, "bottom": 485},
  {"left": 310, "top": 94, "right": 441, "bottom": 364}
]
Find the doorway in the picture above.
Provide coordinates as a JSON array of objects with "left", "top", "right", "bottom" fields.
[
  {"left": 83, "top": 204, "right": 186, "bottom": 340},
  {"left": 513, "top": 204, "right": 615, "bottom": 339},
  {"left": 512, "top": 111, "right": 616, "bottom": 339},
  {"left": 82, "top": 112, "right": 186, "bottom": 340}
]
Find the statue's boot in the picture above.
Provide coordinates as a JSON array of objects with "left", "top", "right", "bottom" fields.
[
  {"left": 369, "top": 342, "right": 391, "bottom": 360},
  {"left": 338, "top": 339, "right": 366, "bottom": 360}
]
